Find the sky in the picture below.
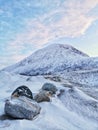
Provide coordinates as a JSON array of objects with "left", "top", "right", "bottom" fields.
[{"left": 0, "top": 0, "right": 98, "bottom": 69}]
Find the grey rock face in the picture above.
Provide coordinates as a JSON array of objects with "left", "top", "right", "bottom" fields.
[
  {"left": 42, "top": 83, "right": 57, "bottom": 94},
  {"left": 4, "top": 96, "right": 41, "bottom": 120},
  {"left": 34, "top": 90, "right": 51, "bottom": 103}
]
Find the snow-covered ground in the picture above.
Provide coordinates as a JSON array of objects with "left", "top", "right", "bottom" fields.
[
  {"left": 59, "top": 68, "right": 98, "bottom": 86},
  {"left": 0, "top": 71, "right": 98, "bottom": 130}
]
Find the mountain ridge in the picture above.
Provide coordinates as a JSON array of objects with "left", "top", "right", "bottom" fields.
[{"left": 2, "top": 43, "right": 98, "bottom": 76}]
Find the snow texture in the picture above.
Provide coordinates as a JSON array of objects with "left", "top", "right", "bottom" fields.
[{"left": 0, "top": 71, "right": 98, "bottom": 130}]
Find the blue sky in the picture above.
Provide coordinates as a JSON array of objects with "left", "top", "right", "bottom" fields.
[{"left": 0, "top": 0, "right": 98, "bottom": 69}]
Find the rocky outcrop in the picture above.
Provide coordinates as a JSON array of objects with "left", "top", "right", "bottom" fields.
[
  {"left": 4, "top": 83, "right": 58, "bottom": 119},
  {"left": 4, "top": 96, "right": 41, "bottom": 120},
  {"left": 34, "top": 83, "right": 57, "bottom": 103}
]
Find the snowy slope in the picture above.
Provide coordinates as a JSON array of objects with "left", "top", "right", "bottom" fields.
[
  {"left": 58, "top": 68, "right": 98, "bottom": 86},
  {"left": 0, "top": 71, "right": 98, "bottom": 130},
  {"left": 2, "top": 43, "right": 98, "bottom": 86},
  {"left": 3, "top": 43, "right": 92, "bottom": 75}
]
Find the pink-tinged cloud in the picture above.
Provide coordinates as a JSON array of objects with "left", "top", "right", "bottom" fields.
[
  {"left": 8, "top": 0, "right": 98, "bottom": 48},
  {"left": 2, "top": 0, "right": 97, "bottom": 68}
]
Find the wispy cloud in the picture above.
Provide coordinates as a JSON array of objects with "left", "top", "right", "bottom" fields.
[
  {"left": 8, "top": 0, "right": 98, "bottom": 48},
  {"left": 0, "top": 0, "right": 98, "bottom": 68}
]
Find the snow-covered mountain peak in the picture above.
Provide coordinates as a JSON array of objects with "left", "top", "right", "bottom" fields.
[
  {"left": 30, "top": 43, "right": 89, "bottom": 59},
  {"left": 3, "top": 43, "right": 98, "bottom": 76},
  {"left": 24, "top": 43, "right": 88, "bottom": 65},
  {"left": 44, "top": 43, "right": 88, "bottom": 56}
]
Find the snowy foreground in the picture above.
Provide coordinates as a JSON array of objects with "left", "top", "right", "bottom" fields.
[{"left": 0, "top": 71, "right": 98, "bottom": 130}]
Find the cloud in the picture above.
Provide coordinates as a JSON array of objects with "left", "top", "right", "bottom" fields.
[
  {"left": 1, "top": 0, "right": 98, "bottom": 68},
  {"left": 8, "top": 0, "right": 98, "bottom": 47},
  {"left": 65, "top": 0, "right": 98, "bottom": 14}
]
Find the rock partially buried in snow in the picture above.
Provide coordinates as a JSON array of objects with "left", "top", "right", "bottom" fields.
[
  {"left": 4, "top": 96, "right": 41, "bottom": 120},
  {"left": 11, "top": 85, "right": 33, "bottom": 99},
  {"left": 34, "top": 90, "right": 52, "bottom": 103},
  {"left": 42, "top": 83, "right": 57, "bottom": 94}
]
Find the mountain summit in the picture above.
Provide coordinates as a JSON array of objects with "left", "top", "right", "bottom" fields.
[{"left": 2, "top": 43, "right": 93, "bottom": 75}]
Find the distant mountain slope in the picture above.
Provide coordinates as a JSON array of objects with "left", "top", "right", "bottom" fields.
[{"left": 2, "top": 43, "right": 98, "bottom": 76}]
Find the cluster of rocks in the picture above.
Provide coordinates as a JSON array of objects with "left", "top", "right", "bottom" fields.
[
  {"left": 34, "top": 83, "right": 57, "bottom": 103},
  {"left": 4, "top": 83, "right": 57, "bottom": 120}
]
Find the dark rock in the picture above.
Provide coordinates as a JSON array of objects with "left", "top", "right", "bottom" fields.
[
  {"left": 34, "top": 90, "right": 52, "bottom": 103},
  {"left": 5, "top": 96, "right": 41, "bottom": 120},
  {"left": 11, "top": 85, "right": 33, "bottom": 99},
  {"left": 42, "top": 83, "right": 57, "bottom": 94}
]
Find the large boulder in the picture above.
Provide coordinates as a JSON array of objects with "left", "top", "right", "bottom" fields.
[
  {"left": 4, "top": 96, "right": 41, "bottom": 120},
  {"left": 34, "top": 90, "right": 52, "bottom": 103},
  {"left": 42, "top": 83, "right": 57, "bottom": 94}
]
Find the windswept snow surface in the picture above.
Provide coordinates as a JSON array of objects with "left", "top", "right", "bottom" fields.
[{"left": 0, "top": 71, "right": 98, "bottom": 130}]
